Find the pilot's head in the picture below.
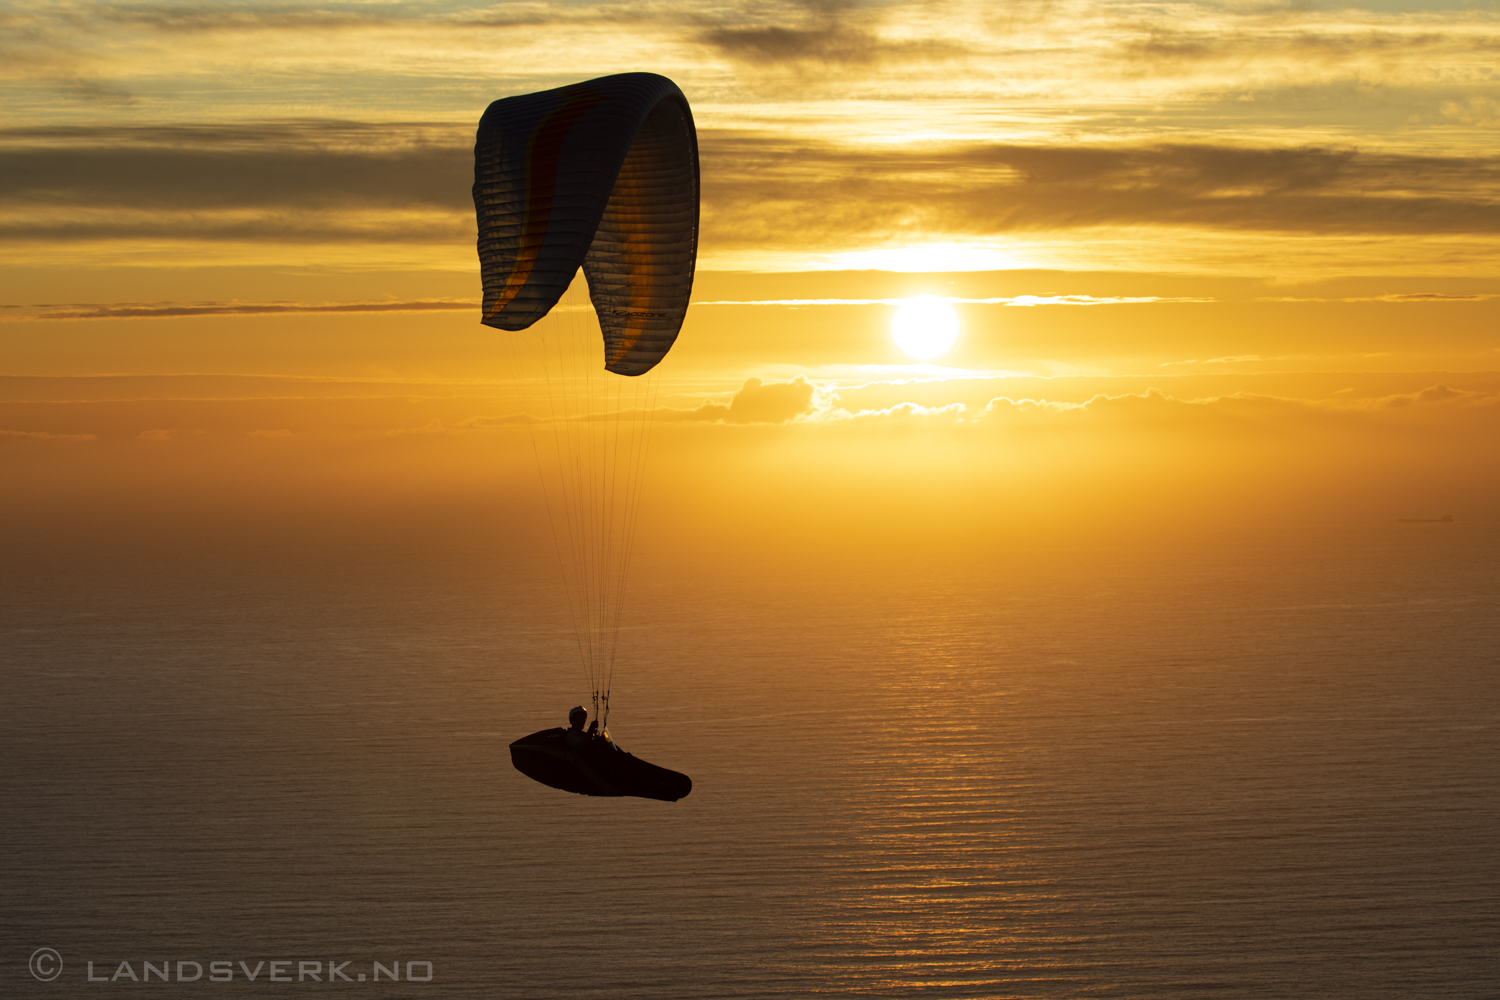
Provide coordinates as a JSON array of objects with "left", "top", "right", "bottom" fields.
[{"left": 568, "top": 706, "right": 587, "bottom": 730}]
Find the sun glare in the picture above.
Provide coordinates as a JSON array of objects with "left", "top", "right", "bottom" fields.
[{"left": 891, "top": 296, "right": 960, "bottom": 360}]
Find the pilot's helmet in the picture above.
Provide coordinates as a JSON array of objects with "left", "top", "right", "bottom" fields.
[{"left": 569, "top": 705, "right": 587, "bottom": 723}]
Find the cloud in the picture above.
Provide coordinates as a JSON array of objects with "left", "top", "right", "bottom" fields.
[
  {"left": 1160, "top": 355, "right": 1268, "bottom": 367},
  {"left": 388, "top": 413, "right": 543, "bottom": 436},
  {"left": 1379, "top": 383, "right": 1487, "bottom": 408},
  {"left": 820, "top": 400, "right": 968, "bottom": 423},
  {"left": 1257, "top": 292, "right": 1500, "bottom": 302},
  {"left": 694, "top": 295, "right": 1210, "bottom": 306},
  {"left": 723, "top": 375, "right": 817, "bottom": 423},
  {"left": 0, "top": 140, "right": 467, "bottom": 209},
  {"left": 0, "top": 120, "right": 465, "bottom": 152},
  {"left": 1356, "top": 292, "right": 1500, "bottom": 303},
  {"left": 63, "top": 1, "right": 643, "bottom": 34},
  {"left": 6, "top": 120, "right": 1500, "bottom": 251},
  {"left": 698, "top": 23, "right": 967, "bottom": 66},
  {"left": 54, "top": 77, "right": 136, "bottom": 105},
  {"left": 378, "top": 378, "right": 1500, "bottom": 440},
  {"left": 694, "top": 2, "right": 1495, "bottom": 81},
  {"left": 91, "top": 3, "right": 402, "bottom": 33},
  {"left": 0, "top": 122, "right": 472, "bottom": 243},
  {"left": 1121, "top": 27, "right": 1458, "bottom": 68},
  {"left": 981, "top": 388, "right": 1319, "bottom": 430},
  {"left": 453, "top": 414, "right": 541, "bottom": 429},
  {"left": 0, "top": 428, "right": 96, "bottom": 441},
  {"left": 701, "top": 133, "right": 1500, "bottom": 245},
  {"left": 388, "top": 418, "right": 446, "bottom": 436},
  {"left": 757, "top": 379, "right": 1496, "bottom": 433},
  {"left": 976, "top": 384, "right": 1500, "bottom": 435},
  {"left": 693, "top": 0, "right": 976, "bottom": 69},
  {"left": 1442, "top": 96, "right": 1500, "bottom": 128},
  {"left": 6, "top": 299, "right": 478, "bottom": 320},
  {"left": 0, "top": 209, "right": 467, "bottom": 245},
  {"left": 669, "top": 376, "right": 818, "bottom": 424},
  {"left": 380, "top": 379, "right": 819, "bottom": 435},
  {"left": 1004, "top": 295, "right": 1205, "bottom": 307}
]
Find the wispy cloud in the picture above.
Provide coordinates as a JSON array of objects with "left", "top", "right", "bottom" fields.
[
  {"left": 1120, "top": 26, "right": 1463, "bottom": 69},
  {"left": 968, "top": 384, "right": 1500, "bottom": 441},
  {"left": 703, "top": 135, "right": 1500, "bottom": 247},
  {"left": 818, "top": 400, "right": 969, "bottom": 424},
  {"left": 0, "top": 121, "right": 472, "bottom": 243},
  {"left": 91, "top": 2, "right": 408, "bottom": 32},
  {"left": 5, "top": 299, "right": 478, "bottom": 320},
  {"left": 662, "top": 379, "right": 1500, "bottom": 432},
  {"left": 1369, "top": 292, "right": 1500, "bottom": 302},
  {"left": 1442, "top": 96, "right": 1500, "bottom": 129},
  {"left": 698, "top": 23, "right": 970, "bottom": 66},
  {"left": 83, "top": 0, "right": 656, "bottom": 33},
  {"left": 0, "top": 428, "right": 97, "bottom": 441},
  {"left": 1258, "top": 292, "right": 1500, "bottom": 303},
  {"left": 4, "top": 119, "right": 1500, "bottom": 260},
  {"left": 695, "top": 295, "right": 1211, "bottom": 306},
  {"left": 1160, "top": 355, "right": 1269, "bottom": 367},
  {"left": 0, "top": 120, "right": 476, "bottom": 248}
]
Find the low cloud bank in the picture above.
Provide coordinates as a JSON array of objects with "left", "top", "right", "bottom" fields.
[
  {"left": 16, "top": 377, "right": 1498, "bottom": 446},
  {"left": 0, "top": 428, "right": 96, "bottom": 441},
  {"left": 648, "top": 376, "right": 1500, "bottom": 433},
  {"left": 668, "top": 376, "right": 819, "bottom": 424},
  {"left": 977, "top": 383, "right": 1500, "bottom": 432}
]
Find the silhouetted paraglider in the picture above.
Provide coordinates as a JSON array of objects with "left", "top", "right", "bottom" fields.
[
  {"left": 510, "top": 707, "right": 692, "bottom": 802},
  {"left": 475, "top": 73, "right": 696, "bottom": 800}
]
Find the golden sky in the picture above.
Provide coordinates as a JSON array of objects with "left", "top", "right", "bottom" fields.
[{"left": 3, "top": 0, "right": 1499, "bottom": 543}]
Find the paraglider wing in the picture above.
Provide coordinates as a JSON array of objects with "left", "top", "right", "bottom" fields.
[{"left": 473, "top": 72, "right": 699, "bottom": 376}]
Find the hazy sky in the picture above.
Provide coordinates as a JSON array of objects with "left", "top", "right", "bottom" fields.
[{"left": 3, "top": 0, "right": 1499, "bottom": 542}]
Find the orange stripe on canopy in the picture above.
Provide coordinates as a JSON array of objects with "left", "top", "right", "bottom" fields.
[{"left": 484, "top": 86, "right": 606, "bottom": 322}]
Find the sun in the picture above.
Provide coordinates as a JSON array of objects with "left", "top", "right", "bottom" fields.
[{"left": 891, "top": 296, "right": 960, "bottom": 360}]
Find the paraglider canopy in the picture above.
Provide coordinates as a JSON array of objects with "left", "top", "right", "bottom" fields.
[{"left": 473, "top": 72, "right": 699, "bottom": 376}]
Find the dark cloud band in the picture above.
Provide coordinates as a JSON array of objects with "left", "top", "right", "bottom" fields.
[
  {"left": 4, "top": 124, "right": 1500, "bottom": 245},
  {"left": 6, "top": 300, "right": 477, "bottom": 320}
]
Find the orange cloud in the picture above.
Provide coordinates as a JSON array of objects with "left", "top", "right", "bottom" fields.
[
  {"left": 978, "top": 384, "right": 1500, "bottom": 434},
  {"left": 666, "top": 376, "right": 818, "bottom": 424},
  {"left": 0, "top": 428, "right": 96, "bottom": 441}
]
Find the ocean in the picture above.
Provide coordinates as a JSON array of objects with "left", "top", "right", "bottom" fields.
[{"left": 3, "top": 513, "right": 1496, "bottom": 997}]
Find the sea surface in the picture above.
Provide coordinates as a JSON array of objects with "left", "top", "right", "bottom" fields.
[{"left": 3, "top": 516, "right": 1497, "bottom": 997}]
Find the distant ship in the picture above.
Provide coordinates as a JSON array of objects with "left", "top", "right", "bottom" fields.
[{"left": 1397, "top": 514, "right": 1453, "bottom": 523}]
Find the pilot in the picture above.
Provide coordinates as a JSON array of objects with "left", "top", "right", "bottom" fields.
[{"left": 565, "top": 706, "right": 589, "bottom": 746}]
